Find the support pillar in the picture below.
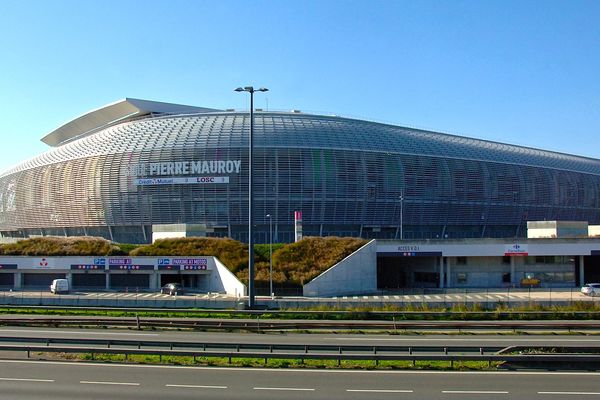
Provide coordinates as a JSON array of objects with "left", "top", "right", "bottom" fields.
[
  {"left": 579, "top": 255, "right": 585, "bottom": 286},
  {"left": 14, "top": 272, "right": 22, "bottom": 289},
  {"left": 510, "top": 257, "right": 516, "bottom": 287},
  {"left": 446, "top": 259, "right": 452, "bottom": 288},
  {"left": 439, "top": 256, "right": 445, "bottom": 289},
  {"left": 105, "top": 272, "right": 110, "bottom": 290}
]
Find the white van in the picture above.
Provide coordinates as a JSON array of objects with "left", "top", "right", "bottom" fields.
[{"left": 50, "top": 279, "right": 69, "bottom": 294}]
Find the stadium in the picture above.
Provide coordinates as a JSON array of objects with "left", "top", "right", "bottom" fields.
[
  {"left": 1, "top": 97, "right": 600, "bottom": 244},
  {"left": 1, "top": 98, "right": 600, "bottom": 292}
]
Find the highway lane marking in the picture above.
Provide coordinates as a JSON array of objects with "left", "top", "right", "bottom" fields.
[
  {"left": 442, "top": 390, "right": 509, "bottom": 394},
  {"left": 80, "top": 380, "right": 140, "bottom": 386},
  {"left": 254, "top": 387, "right": 315, "bottom": 391},
  {"left": 166, "top": 384, "right": 228, "bottom": 389},
  {"left": 538, "top": 392, "right": 600, "bottom": 396},
  {"left": 0, "top": 329, "right": 159, "bottom": 336},
  {"left": 347, "top": 389, "right": 413, "bottom": 393},
  {"left": 0, "top": 377, "right": 55, "bottom": 383}
]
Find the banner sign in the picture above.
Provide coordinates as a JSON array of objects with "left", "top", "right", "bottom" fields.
[
  {"left": 504, "top": 244, "right": 528, "bottom": 256},
  {"left": 0, "top": 264, "right": 17, "bottom": 270},
  {"left": 158, "top": 258, "right": 208, "bottom": 271},
  {"left": 134, "top": 176, "right": 229, "bottom": 186}
]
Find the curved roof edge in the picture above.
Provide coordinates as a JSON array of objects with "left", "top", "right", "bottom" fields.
[{"left": 41, "top": 98, "right": 220, "bottom": 147}]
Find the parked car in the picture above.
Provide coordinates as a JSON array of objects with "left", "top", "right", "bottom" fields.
[
  {"left": 160, "top": 283, "right": 184, "bottom": 296},
  {"left": 581, "top": 283, "right": 600, "bottom": 297},
  {"left": 50, "top": 279, "right": 69, "bottom": 294}
]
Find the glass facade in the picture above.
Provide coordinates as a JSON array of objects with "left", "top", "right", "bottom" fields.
[{"left": 1, "top": 111, "right": 600, "bottom": 244}]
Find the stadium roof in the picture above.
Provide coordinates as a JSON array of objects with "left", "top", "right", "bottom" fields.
[{"left": 41, "top": 98, "right": 219, "bottom": 147}]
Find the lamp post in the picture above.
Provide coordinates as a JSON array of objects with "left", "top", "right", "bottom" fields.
[
  {"left": 266, "top": 213, "right": 273, "bottom": 298},
  {"left": 235, "top": 86, "right": 268, "bottom": 308}
]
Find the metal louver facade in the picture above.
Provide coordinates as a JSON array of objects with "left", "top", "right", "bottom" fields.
[{"left": 1, "top": 104, "right": 600, "bottom": 244}]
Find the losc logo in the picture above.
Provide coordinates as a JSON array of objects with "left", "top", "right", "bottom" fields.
[
  {"left": 158, "top": 258, "right": 170, "bottom": 265},
  {"left": 39, "top": 258, "right": 48, "bottom": 267},
  {"left": 94, "top": 258, "right": 106, "bottom": 265}
]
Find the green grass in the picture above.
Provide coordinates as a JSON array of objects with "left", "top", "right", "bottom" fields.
[
  {"left": 40, "top": 352, "right": 501, "bottom": 370},
  {"left": 4, "top": 302, "right": 600, "bottom": 322}
]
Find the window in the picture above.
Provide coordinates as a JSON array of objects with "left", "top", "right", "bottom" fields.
[
  {"left": 456, "top": 257, "right": 467, "bottom": 265},
  {"left": 457, "top": 273, "right": 467, "bottom": 283}
]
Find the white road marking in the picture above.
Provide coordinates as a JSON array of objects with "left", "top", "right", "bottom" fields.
[
  {"left": 538, "top": 392, "right": 600, "bottom": 396},
  {"left": 254, "top": 387, "right": 315, "bottom": 391},
  {"left": 4, "top": 359, "right": 600, "bottom": 377},
  {"left": 442, "top": 390, "right": 509, "bottom": 394},
  {"left": 0, "top": 377, "right": 55, "bottom": 382},
  {"left": 166, "top": 384, "right": 227, "bottom": 389},
  {"left": 347, "top": 389, "right": 413, "bottom": 393},
  {"left": 80, "top": 380, "right": 140, "bottom": 386}
]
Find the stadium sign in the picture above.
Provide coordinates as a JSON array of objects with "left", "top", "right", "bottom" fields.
[{"left": 126, "top": 160, "right": 241, "bottom": 177}]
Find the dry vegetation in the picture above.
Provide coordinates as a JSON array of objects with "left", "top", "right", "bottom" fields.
[
  {"left": 0, "top": 237, "right": 124, "bottom": 256},
  {"left": 273, "top": 236, "right": 368, "bottom": 284},
  {"left": 0, "top": 236, "right": 368, "bottom": 286},
  {"left": 130, "top": 237, "right": 248, "bottom": 273}
]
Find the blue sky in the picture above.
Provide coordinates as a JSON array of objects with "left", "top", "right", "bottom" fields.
[{"left": 0, "top": 0, "right": 599, "bottom": 172}]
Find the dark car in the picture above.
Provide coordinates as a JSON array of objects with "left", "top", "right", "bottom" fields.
[{"left": 160, "top": 283, "right": 184, "bottom": 296}]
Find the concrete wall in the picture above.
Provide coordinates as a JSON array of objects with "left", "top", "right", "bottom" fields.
[
  {"left": 303, "top": 240, "right": 377, "bottom": 297},
  {"left": 213, "top": 257, "right": 246, "bottom": 297}
]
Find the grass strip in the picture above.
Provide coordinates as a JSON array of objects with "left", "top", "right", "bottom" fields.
[
  {"left": 37, "top": 351, "right": 501, "bottom": 371},
  {"left": 3, "top": 302, "right": 600, "bottom": 321}
]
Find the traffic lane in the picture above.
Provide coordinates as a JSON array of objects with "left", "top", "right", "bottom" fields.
[
  {"left": 0, "top": 360, "right": 600, "bottom": 400},
  {"left": 1, "top": 327, "right": 600, "bottom": 348}
]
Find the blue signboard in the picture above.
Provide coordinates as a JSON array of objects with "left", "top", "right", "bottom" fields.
[{"left": 0, "top": 264, "right": 18, "bottom": 270}]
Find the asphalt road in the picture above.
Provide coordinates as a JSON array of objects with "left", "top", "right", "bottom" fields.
[
  {"left": 1, "top": 327, "right": 600, "bottom": 349},
  {"left": 0, "top": 359, "right": 598, "bottom": 399}
]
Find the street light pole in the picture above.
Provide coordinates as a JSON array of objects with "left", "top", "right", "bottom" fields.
[
  {"left": 267, "top": 213, "right": 273, "bottom": 298},
  {"left": 235, "top": 86, "right": 269, "bottom": 309}
]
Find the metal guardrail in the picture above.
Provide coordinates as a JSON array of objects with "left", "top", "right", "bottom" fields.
[
  {"left": 3, "top": 342, "right": 600, "bottom": 367},
  {"left": 1, "top": 316, "right": 600, "bottom": 331},
  {"left": 3, "top": 305, "right": 600, "bottom": 319},
  {"left": 0, "top": 336, "right": 505, "bottom": 355}
]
